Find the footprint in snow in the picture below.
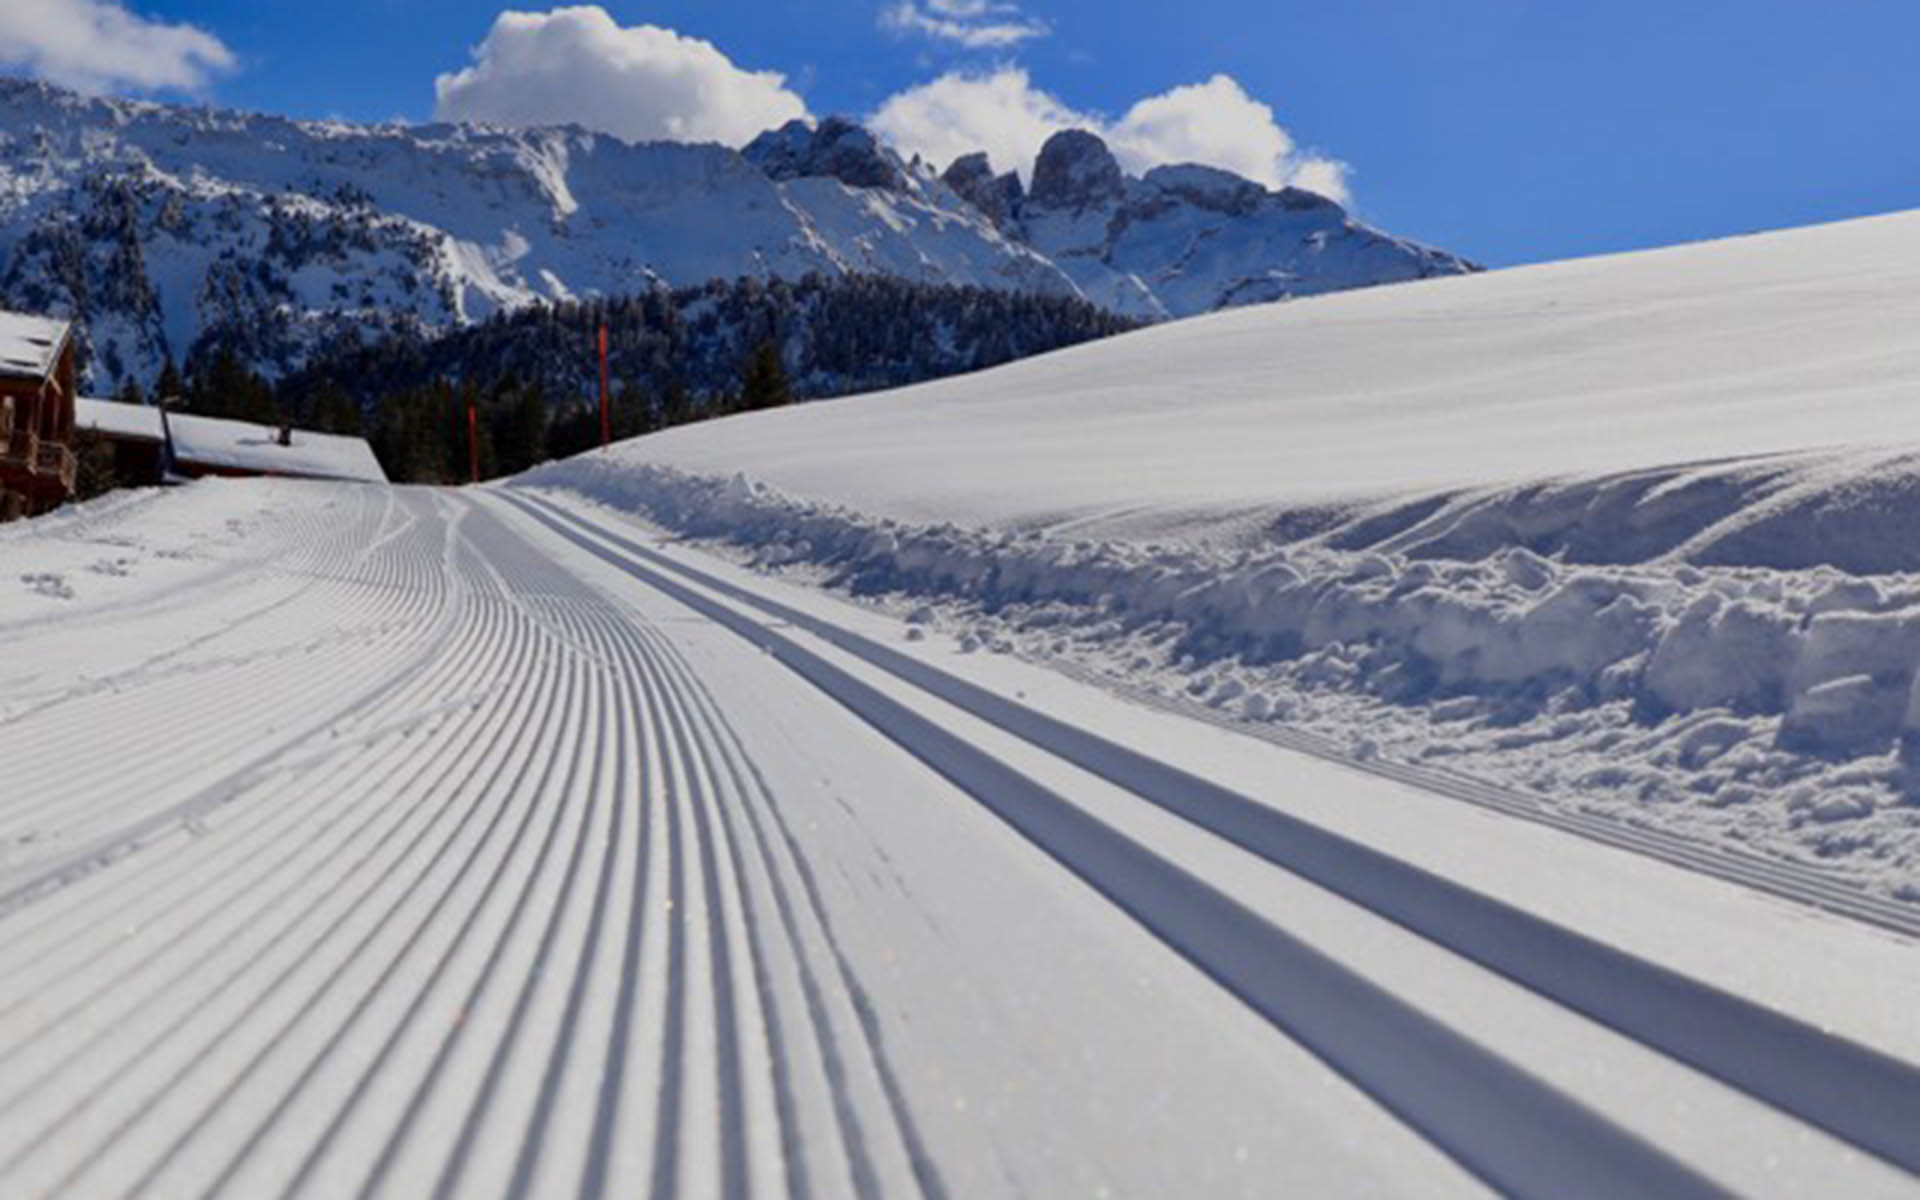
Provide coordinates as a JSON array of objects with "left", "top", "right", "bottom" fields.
[{"left": 21, "top": 573, "right": 75, "bottom": 600}]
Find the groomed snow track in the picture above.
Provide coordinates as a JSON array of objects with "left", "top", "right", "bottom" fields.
[
  {"left": 0, "top": 488, "right": 942, "bottom": 1198},
  {"left": 2, "top": 479, "right": 1918, "bottom": 1198}
]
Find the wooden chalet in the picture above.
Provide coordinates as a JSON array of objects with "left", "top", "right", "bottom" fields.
[
  {"left": 74, "top": 396, "right": 168, "bottom": 486},
  {"left": 72, "top": 398, "right": 387, "bottom": 488},
  {"left": 0, "top": 311, "right": 78, "bottom": 520},
  {"left": 164, "top": 411, "right": 386, "bottom": 484}
]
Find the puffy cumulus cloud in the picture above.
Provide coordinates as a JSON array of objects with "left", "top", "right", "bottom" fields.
[
  {"left": 868, "top": 67, "right": 1087, "bottom": 184},
  {"left": 879, "top": 0, "right": 1048, "bottom": 49},
  {"left": 0, "top": 0, "right": 233, "bottom": 93},
  {"left": 434, "top": 6, "right": 807, "bottom": 146},
  {"left": 870, "top": 67, "right": 1350, "bottom": 204},
  {"left": 1110, "top": 75, "right": 1348, "bottom": 202},
  {"left": 1287, "top": 158, "right": 1351, "bottom": 205}
]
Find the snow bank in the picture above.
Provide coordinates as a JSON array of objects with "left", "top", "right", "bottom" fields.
[{"left": 522, "top": 458, "right": 1920, "bottom": 756}]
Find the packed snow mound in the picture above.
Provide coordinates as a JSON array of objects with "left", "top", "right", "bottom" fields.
[
  {"left": 521, "top": 458, "right": 1920, "bottom": 748},
  {"left": 524, "top": 208, "right": 1920, "bottom": 899}
]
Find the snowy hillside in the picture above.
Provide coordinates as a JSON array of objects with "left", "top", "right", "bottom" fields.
[
  {"left": 0, "top": 80, "right": 1472, "bottom": 391},
  {"left": 526, "top": 207, "right": 1920, "bottom": 902}
]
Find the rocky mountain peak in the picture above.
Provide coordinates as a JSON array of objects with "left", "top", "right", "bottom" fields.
[
  {"left": 1138, "top": 163, "right": 1275, "bottom": 217},
  {"left": 1028, "top": 130, "right": 1126, "bottom": 211},
  {"left": 941, "top": 152, "right": 1025, "bottom": 228},
  {"left": 742, "top": 116, "right": 907, "bottom": 192}
]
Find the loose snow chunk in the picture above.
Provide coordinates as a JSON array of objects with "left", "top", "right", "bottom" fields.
[
  {"left": 1809, "top": 791, "right": 1877, "bottom": 824},
  {"left": 1644, "top": 595, "right": 1796, "bottom": 714},
  {"left": 1789, "top": 607, "right": 1920, "bottom": 699},
  {"left": 1778, "top": 674, "right": 1907, "bottom": 759},
  {"left": 1675, "top": 717, "right": 1758, "bottom": 768},
  {"left": 1808, "top": 577, "right": 1885, "bottom": 616},
  {"left": 1497, "top": 547, "right": 1555, "bottom": 592}
]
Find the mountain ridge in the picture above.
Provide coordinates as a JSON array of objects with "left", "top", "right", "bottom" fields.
[{"left": 0, "top": 77, "right": 1476, "bottom": 391}]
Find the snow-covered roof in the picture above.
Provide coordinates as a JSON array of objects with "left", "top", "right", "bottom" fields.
[
  {"left": 75, "top": 396, "right": 166, "bottom": 442},
  {"left": 166, "top": 412, "right": 387, "bottom": 483},
  {"left": 0, "top": 310, "right": 71, "bottom": 382}
]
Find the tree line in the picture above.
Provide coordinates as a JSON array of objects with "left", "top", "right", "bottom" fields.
[{"left": 139, "top": 272, "right": 1136, "bottom": 484}]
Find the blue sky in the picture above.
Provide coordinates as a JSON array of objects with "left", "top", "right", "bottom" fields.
[{"left": 9, "top": 1, "right": 1918, "bottom": 267}]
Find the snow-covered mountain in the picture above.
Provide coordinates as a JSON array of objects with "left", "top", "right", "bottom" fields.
[
  {"left": 947, "top": 130, "right": 1477, "bottom": 318},
  {"left": 0, "top": 78, "right": 1473, "bottom": 390}
]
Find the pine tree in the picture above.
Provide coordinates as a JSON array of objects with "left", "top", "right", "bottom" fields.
[
  {"left": 312, "top": 380, "right": 362, "bottom": 435},
  {"left": 490, "top": 379, "right": 549, "bottom": 475},
  {"left": 661, "top": 377, "right": 692, "bottom": 427},
  {"left": 614, "top": 373, "right": 652, "bottom": 438},
  {"left": 153, "top": 359, "right": 184, "bottom": 407},
  {"left": 70, "top": 430, "right": 119, "bottom": 502},
  {"left": 737, "top": 340, "right": 792, "bottom": 412}
]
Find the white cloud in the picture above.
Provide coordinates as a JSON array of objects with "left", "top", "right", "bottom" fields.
[
  {"left": 1288, "top": 158, "right": 1351, "bottom": 205},
  {"left": 434, "top": 6, "right": 808, "bottom": 147},
  {"left": 0, "top": 0, "right": 233, "bottom": 93},
  {"left": 1111, "top": 76, "right": 1346, "bottom": 198},
  {"left": 869, "top": 67, "right": 1086, "bottom": 185},
  {"left": 880, "top": 0, "right": 1048, "bottom": 49},
  {"left": 870, "top": 67, "right": 1350, "bottom": 204}
]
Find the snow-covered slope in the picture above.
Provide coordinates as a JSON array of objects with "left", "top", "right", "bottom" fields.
[
  {"left": 535, "top": 207, "right": 1920, "bottom": 539},
  {"left": 0, "top": 80, "right": 1472, "bottom": 391},
  {"left": 572, "top": 209, "right": 1908, "bottom": 521},
  {"left": 525, "top": 208, "right": 1920, "bottom": 903}
]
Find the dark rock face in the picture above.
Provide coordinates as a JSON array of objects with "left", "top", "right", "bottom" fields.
[
  {"left": 941, "top": 152, "right": 1025, "bottom": 227},
  {"left": 743, "top": 116, "right": 907, "bottom": 192},
  {"left": 1275, "top": 186, "right": 1343, "bottom": 213},
  {"left": 1139, "top": 164, "right": 1269, "bottom": 217},
  {"left": 1027, "top": 130, "right": 1125, "bottom": 211}
]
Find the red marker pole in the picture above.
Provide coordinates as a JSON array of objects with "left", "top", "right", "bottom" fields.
[
  {"left": 467, "top": 400, "right": 479, "bottom": 484},
  {"left": 598, "top": 322, "right": 611, "bottom": 448}
]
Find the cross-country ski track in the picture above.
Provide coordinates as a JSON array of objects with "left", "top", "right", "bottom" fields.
[{"left": 2, "top": 479, "right": 1919, "bottom": 1198}]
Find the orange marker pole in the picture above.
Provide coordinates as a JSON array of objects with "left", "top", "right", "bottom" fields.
[{"left": 598, "top": 322, "right": 611, "bottom": 447}]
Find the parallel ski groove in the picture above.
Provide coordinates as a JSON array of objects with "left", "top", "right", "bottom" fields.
[
  {"left": 0, "top": 499, "right": 518, "bottom": 1195},
  {"left": 634, "top": 620, "right": 939, "bottom": 1200}
]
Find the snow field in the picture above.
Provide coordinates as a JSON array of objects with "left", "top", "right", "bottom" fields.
[
  {"left": 7, "top": 479, "right": 1920, "bottom": 1193},
  {"left": 520, "top": 208, "right": 1920, "bottom": 905}
]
